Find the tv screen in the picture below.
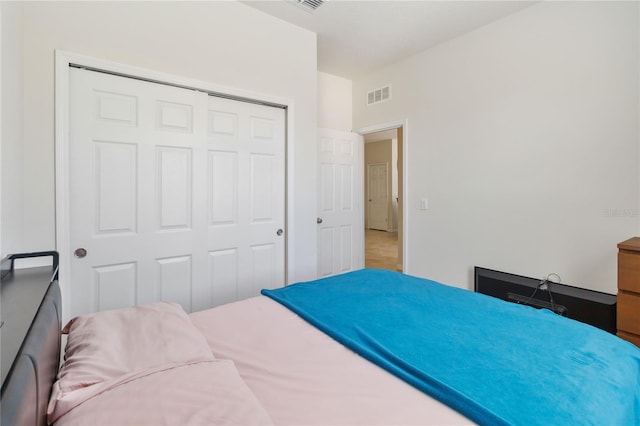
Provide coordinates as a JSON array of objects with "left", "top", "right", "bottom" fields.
[{"left": 474, "top": 266, "right": 616, "bottom": 333}]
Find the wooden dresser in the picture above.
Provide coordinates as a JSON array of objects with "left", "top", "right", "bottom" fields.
[{"left": 617, "top": 237, "right": 640, "bottom": 347}]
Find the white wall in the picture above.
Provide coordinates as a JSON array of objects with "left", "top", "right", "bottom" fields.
[
  {"left": 318, "top": 71, "right": 352, "bottom": 131},
  {"left": 13, "top": 1, "right": 318, "bottom": 282},
  {"left": 1, "top": 1, "right": 24, "bottom": 257},
  {"left": 353, "top": 1, "right": 639, "bottom": 294}
]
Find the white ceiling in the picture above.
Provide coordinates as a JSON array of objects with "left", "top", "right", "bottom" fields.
[{"left": 242, "top": 0, "right": 536, "bottom": 79}]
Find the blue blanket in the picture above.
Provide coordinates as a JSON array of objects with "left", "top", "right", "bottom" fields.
[{"left": 262, "top": 269, "right": 640, "bottom": 426}]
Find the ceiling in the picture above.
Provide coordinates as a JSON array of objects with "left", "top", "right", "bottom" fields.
[{"left": 242, "top": 0, "right": 536, "bottom": 80}]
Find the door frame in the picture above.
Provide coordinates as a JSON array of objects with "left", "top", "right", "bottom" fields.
[
  {"left": 55, "top": 50, "right": 295, "bottom": 323},
  {"left": 355, "top": 119, "right": 408, "bottom": 273}
]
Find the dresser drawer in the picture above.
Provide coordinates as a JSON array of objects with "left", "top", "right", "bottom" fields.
[
  {"left": 617, "top": 330, "right": 640, "bottom": 348},
  {"left": 618, "top": 252, "right": 640, "bottom": 292},
  {"left": 617, "top": 291, "right": 640, "bottom": 335}
]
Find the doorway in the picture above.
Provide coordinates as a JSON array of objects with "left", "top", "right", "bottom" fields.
[{"left": 362, "top": 127, "right": 403, "bottom": 272}]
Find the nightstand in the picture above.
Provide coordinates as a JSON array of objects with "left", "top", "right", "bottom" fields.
[{"left": 617, "top": 237, "right": 640, "bottom": 347}]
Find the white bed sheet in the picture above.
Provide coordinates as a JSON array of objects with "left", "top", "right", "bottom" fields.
[{"left": 190, "top": 296, "right": 473, "bottom": 425}]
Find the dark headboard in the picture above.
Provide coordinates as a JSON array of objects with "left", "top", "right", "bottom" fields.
[{"left": 1, "top": 254, "right": 62, "bottom": 426}]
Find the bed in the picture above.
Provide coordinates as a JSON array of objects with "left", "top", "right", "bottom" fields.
[{"left": 3, "top": 267, "right": 640, "bottom": 425}]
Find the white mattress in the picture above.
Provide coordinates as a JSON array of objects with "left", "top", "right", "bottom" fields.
[{"left": 190, "top": 296, "right": 473, "bottom": 425}]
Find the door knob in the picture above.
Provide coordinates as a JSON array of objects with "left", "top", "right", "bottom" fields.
[
  {"left": 74, "top": 248, "right": 87, "bottom": 258},
  {"left": 277, "top": 229, "right": 284, "bottom": 236},
  {"left": 317, "top": 218, "right": 323, "bottom": 224}
]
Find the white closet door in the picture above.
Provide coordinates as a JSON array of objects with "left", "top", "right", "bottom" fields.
[
  {"left": 206, "top": 96, "right": 285, "bottom": 304},
  {"left": 68, "top": 68, "right": 285, "bottom": 317},
  {"left": 317, "top": 128, "right": 364, "bottom": 278}
]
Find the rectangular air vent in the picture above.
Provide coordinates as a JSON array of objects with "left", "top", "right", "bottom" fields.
[
  {"left": 292, "top": 0, "right": 326, "bottom": 13},
  {"left": 367, "top": 85, "right": 391, "bottom": 106}
]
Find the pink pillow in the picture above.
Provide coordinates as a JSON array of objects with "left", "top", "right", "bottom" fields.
[
  {"left": 49, "top": 302, "right": 215, "bottom": 422},
  {"left": 54, "top": 360, "right": 274, "bottom": 426}
]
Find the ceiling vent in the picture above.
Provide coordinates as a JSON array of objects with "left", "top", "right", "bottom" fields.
[
  {"left": 367, "top": 85, "right": 391, "bottom": 106},
  {"left": 291, "top": 0, "right": 326, "bottom": 13}
]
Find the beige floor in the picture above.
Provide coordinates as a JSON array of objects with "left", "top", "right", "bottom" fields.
[{"left": 365, "top": 229, "right": 400, "bottom": 271}]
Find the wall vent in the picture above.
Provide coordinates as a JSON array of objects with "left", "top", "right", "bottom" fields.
[
  {"left": 291, "top": 0, "right": 326, "bottom": 13},
  {"left": 367, "top": 85, "right": 391, "bottom": 106}
]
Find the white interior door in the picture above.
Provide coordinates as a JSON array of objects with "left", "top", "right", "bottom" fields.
[
  {"left": 367, "top": 163, "right": 388, "bottom": 231},
  {"left": 68, "top": 68, "right": 285, "bottom": 317},
  {"left": 317, "top": 128, "right": 364, "bottom": 278}
]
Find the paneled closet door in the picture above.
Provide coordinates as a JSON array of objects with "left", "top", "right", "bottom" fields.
[
  {"left": 68, "top": 68, "right": 285, "bottom": 317},
  {"left": 205, "top": 96, "right": 286, "bottom": 304}
]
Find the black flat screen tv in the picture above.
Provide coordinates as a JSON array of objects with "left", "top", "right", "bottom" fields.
[{"left": 474, "top": 266, "right": 616, "bottom": 334}]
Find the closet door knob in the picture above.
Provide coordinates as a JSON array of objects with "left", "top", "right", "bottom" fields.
[
  {"left": 74, "top": 248, "right": 87, "bottom": 258},
  {"left": 317, "top": 218, "right": 323, "bottom": 224}
]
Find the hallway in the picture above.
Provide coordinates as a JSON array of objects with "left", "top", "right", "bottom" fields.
[{"left": 365, "top": 229, "right": 399, "bottom": 271}]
